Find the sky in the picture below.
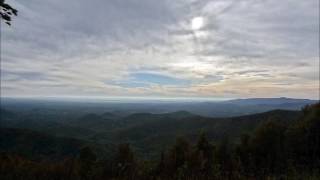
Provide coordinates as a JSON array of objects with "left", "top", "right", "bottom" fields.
[{"left": 1, "top": 0, "right": 319, "bottom": 100}]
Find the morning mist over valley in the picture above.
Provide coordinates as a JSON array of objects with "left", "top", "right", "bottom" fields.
[{"left": 0, "top": 0, "right": 319, "bottom": 179}]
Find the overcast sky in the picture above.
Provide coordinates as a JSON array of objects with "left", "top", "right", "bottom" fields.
[{"left": 1, "top": 0, "right": 319, "bottom": 99}]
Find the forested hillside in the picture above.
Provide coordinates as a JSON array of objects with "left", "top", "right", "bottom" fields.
[
  {"left": 2, "top": 104, "right": 302, "bottom": 158},
  {"left": 1, "top": 103, "right": 319, "bottom": 179}
]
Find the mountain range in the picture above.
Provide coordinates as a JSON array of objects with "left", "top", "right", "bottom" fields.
[{"left": 2, "top": 97, "right": 313, "bottom": 158}]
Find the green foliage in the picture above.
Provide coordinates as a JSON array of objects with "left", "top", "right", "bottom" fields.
[
  {"left": 2, "top": 105, "right": 302, "bottom": 159},
  {"left": 286, "top": 103, "right": 320, "bottom": 170},
  {"left": 250, "top": 120, "right": 287, "bottom": 175},
  {"left": 0, "top": 128, "right": 86, "bottom": 160},
  {"left": 0, "top": 103, "right": 319, "bottom": 179}
]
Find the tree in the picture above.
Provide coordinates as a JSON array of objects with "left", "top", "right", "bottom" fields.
[
  {"left": 113, "top": 143, "right": 137, "bottom": 178},
  {"left": 286, "top": 103, "right": 320, "bottom": 170},
  {"left": 251, "top": 120, "right": 286, "bottom": 175},
  {"left": 236, "top": 133, "right": 252, "bottom": 176},
  {"left": 0, "top": 0, "right": 18, "bottom": 26},
  {"left": 78, "top": 147, "right": 97, "bottom": 180},
  {"left": 215, "top": 136, "right": 234, "bottom": 178},
  {"left": 195, "top": 132, "right": 215, "bottom": 176},
  {"left": 170, "top": 137, "right": 191, "bottom": 169}
]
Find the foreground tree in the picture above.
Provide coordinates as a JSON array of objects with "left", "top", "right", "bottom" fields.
[
  {"left": 0, "top": 0, "right": 17, "bottom": 25},
  {"left": 78, "top": 147, "right": 97, "bottom": 180},
  {"left": 112, "top": 143, "right": 138, "bottom": 178},
  {"left": 250, "top": 120, "right": 287, "bottom": 175},
  {"left": 195, "top": 132, "right": 215, "bottom": 177},
  {"left": 286, "top": 103, "right": 320, "bottom": 171}
]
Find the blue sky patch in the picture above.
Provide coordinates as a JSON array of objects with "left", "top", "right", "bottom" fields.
[{"left": 112, "top": 72, "right": 191, "bottom": 88}]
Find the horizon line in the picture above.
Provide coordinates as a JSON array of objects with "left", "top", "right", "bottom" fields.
[{"left": 1, "top": 95, "right": 318, "bottom": 102}]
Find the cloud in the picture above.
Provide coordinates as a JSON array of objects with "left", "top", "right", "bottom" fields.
[{"left": 1, "top": 0, "right": 319, "bottom": 99}]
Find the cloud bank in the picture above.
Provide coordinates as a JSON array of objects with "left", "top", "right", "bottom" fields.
[{"left": 1, "top": 0, "right": 319, "bottom": 99}]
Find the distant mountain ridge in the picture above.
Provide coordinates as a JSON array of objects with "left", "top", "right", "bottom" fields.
[
  {"left": 1, "top": 97, "right": 316, "bottom": 117},
  {"left": 225, "top": 97, "right": 317, "bottom": 105}
]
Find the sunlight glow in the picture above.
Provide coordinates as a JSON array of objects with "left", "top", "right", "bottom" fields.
[
  {"left": 191, "top": 17, "right": 204, "bottom": 30},
  {"left": 170, "top": 60, "right": 212, "bottom": 73}
]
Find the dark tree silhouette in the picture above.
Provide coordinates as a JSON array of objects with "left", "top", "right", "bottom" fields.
[
  {"left": 0, "top": 0, "right": 17, "bottom": 26},
  {"left": 78, "top": 147, "right": 97, "bottom": 180},
  {"left": 113, "top": 143, "right": 138, "bottom": 178}
]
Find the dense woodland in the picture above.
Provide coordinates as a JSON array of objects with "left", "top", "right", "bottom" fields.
[{"left": 0, "top": 103, "right": 319, "bottom": 179}]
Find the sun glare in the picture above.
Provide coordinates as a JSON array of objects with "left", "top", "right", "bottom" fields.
[{"left": 191, "top": 16, "right": 204, "bottom": 30}]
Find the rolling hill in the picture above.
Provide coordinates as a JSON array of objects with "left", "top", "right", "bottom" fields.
[{"left": 1, "top": 98, "right": 311, "bottom": 158}]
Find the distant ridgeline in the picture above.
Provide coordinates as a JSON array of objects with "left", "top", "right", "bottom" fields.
[
  {"left": 0, "top": 102, "right": 319, "bottom": 179},
  {"left": 1, "top": 97, "right": 317, "bottom": 117}
]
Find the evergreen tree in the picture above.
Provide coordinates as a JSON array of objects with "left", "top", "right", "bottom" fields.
[
  {"left": 251, "top": 120, "right": 286, "bottom": 175},
  {"left": 113, "top": 143, "right": 137, "bottom": 178},
  {"left": 215, "top": 136, "right": 234, "bottom": 178},
  {"left": 78, "top": 147, "right": 97, "bottom": 180},
  {"left": 195, "top": 132, "right": 214, "bottom": 176}
]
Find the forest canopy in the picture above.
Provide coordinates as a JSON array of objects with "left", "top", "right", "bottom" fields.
[{"left": 1, "top": 103, "right": 319, "bottom": 179}]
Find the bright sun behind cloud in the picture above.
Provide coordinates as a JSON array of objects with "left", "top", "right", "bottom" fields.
[{"left": 191, "top": 16, "right": 204, "bottom": 30}]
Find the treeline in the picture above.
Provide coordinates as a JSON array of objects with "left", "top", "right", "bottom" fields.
[{"left": 0, "top": 103, "right": 319, "bottom": 180}]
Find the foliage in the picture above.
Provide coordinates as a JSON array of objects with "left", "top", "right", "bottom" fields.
[
  {"left": 0, "top": 103, "right": 319, "bottom": 179},
  {"left": 0, "top": 0, "right": 17, "bottom": 26}
]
